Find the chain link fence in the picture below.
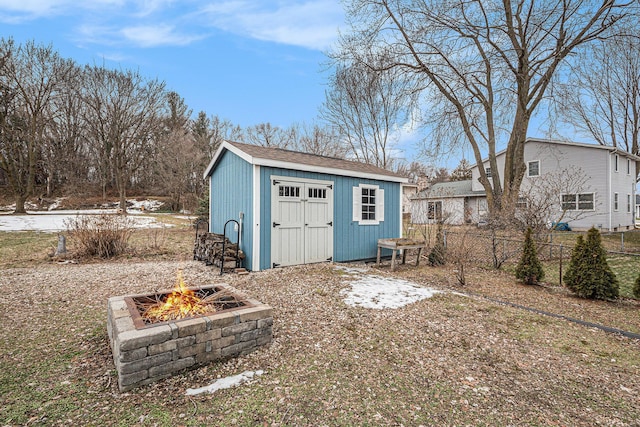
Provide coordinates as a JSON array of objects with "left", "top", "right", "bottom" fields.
[{"left": 437, "top": 228, "right": 640, "bottom": 296}]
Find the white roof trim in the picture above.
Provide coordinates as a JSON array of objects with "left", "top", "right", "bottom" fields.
[
  {"left": 472, "top": 138, "right": 640, "bottom": 168},
  {"left": 204, "top": 140, "right": 408, "bottom": 183}
]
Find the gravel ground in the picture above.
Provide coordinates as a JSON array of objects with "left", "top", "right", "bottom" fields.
[{"left": 1, "top": 259, "right": 639, "bottom": 426}]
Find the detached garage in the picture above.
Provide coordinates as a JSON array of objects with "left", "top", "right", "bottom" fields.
[{"left": 203, "top": 141, "right": 407, "bottom": 271}]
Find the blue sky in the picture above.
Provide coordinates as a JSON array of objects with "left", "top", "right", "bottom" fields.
[{"left": 0, "top": 0, "right": 345, "bottom": 131}]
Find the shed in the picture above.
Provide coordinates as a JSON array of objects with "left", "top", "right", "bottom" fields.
[{"left": 203, "top": 141, "right": 407, "bottom": 271}]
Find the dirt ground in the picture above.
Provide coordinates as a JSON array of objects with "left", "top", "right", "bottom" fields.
[{"left": 1, "top": 256, "right": 639, "bottom": 426}]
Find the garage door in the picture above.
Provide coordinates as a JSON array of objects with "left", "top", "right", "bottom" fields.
[{"left": 271, "top": 178, "right": 334, "bottom": 268}]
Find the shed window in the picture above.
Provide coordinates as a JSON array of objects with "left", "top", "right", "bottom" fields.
[
  {"left": 279, "top": 185, "right": 300, "bottom": 198},
  {"left": 353, "top": 184, "right": 385, "bottom": 225},
  {"left": 308, "top": 188, "right": 327, "bottom": 199}
]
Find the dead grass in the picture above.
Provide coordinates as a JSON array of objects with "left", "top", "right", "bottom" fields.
[{"left": 0, "top": 226, "right": 639, "bottom": 426}]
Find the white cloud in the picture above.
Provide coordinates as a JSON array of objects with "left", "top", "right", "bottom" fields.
[
  {"left": 200, "top": 0, "right": 344, "bottom": 50},
  {"left": 121, "top": 24, "right": 205, "bottom": 47},
  {"left": 0, "top": 0, "right": 124, "bottom": 18},
  {"left": 1, "top": 0, "right": 343, "bottom": 50},
  {"left": 74, "top": 22, "right": 205, "bottom": 48}
]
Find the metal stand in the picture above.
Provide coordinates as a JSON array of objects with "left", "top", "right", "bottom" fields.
[
  {"left": 221, "top": 219, "right": 241, "bottom": 275},
  {"left": 193, "top": 219, "right": 208, "bottom": 260}
]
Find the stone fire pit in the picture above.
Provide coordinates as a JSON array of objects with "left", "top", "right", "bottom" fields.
[{"left": 107, "top": 284, "right": 272, "bottom": 392}]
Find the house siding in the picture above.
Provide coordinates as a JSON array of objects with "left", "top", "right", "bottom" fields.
[
  {"left": 411, "top": 198, "right": 465, "bottom": 224},
  {"left": 468, "top": 140, "right": 637, "bottom": 231},
  {"left": 209, "top": 150, "right": 254, "bottom": 269},
  {"left": 259, "top": 167, "right": 401, "bottom": 270}
]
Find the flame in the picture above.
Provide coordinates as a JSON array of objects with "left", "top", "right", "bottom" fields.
[{"left": 143, "top": 270, "right": 213, "bottom": 322}]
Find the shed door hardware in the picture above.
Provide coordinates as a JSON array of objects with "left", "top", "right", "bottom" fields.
[
  {"left": 327, "top": 221, "right": 333, "bottom": 226},
  {"left": 273, "top": 180, "right": 280, "bottom": 185},
  {"left": 273, "top": 222, "right": 280, "bottom": 228},
  {"left": 326, "top": 256, "right": 333, "bottom": 261},
  {"left": 327, "top": 184, "right": 333, "bottom": 189},
  {"left": 272, "top": 262, "right": 280, "bottom": 268}
]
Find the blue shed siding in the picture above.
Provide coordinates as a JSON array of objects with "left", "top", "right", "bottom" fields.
[
  {"left": 209, "top": 150, "right": 254, "bottom": 270},
  {"left": 258, "top": 167, "right": 401, "bottom": 270}
]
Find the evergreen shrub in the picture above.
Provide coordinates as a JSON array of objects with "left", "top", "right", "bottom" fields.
[
  {"left": 563, "top": 227, "right": 619, "bottom": 300},
  {"left": 515, "top": 227, "right": 544, "bottom": 285}
]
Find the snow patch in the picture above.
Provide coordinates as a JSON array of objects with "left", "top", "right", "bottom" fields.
[
  {"left": 185, "top": 370, "right": 264, "bottom": 396},
  {"left": 341, "top": 274, "right": 441, "bottom": 309},
  {"left": 0, "top": 210, "right": 169, "bottom": 232}
]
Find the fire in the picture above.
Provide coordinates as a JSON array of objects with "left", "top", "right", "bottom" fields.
[{"left": 143, "top": 270, "right": 213, "bottom": 322}]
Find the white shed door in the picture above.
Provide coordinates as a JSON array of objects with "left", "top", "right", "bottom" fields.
[{"left": 271, "top": 179, "right": 333, "bottom": 268}]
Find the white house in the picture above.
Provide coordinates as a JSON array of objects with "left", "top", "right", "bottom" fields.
[
  {"left": 401, "top": 183, "right": 418, "bottom": 214},
  {"left": 411, "top": 138, "right": 639, "bottom": 231}
]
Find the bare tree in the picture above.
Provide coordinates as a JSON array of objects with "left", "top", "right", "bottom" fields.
[
  {"left": 337, "top": 0, "right": 635, "bottom": 219},
  {"left": 41, "top": 63, "right": 86, "bottom": 196},
  {"left": 290, "top": 122, "right": 349, "bottom": 158},
  {"left": 450, "top": 159, "right": 472, "bottom": 182},
  {"left": 321, "top": 58, "right": 412, "bottom": 169},
  {"left": 245, "top": 122, "right": 288, "bottom": 148},
  {"left": 394, "top": 161, "right": 431, "bottom": 184},
  {"left": 0, "top": 38, "right": 76, "bottom": 213},
  {"left": 557, "top": 33, "right": 640, "bottom": 157},
  {"left": 81, "top": 65, "right": 166, "bottom": 211},
  {"left": 515, "top": 166, "right": 592, "bottom": 233}
]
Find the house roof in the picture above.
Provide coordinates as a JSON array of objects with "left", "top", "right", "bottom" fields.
[
  {"left": 411, "top": 180, "right": 486, "bottom": 200},
  {"left": 204, "top": 140, "right": 408, "bottom": 183},
  {"left": 474, "top": 138, "right": 640, "bottom": 166}
]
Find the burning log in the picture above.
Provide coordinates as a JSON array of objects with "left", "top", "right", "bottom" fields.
[
  {"left": 193, "top": 232, "right": 245, "bottom": 268},
  {"left": 137, "top": 270, "right": 238, "bottom": 323}
]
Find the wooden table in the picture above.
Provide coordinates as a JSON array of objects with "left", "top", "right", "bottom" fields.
[{"left": 376, "top": 238, "right": 427, "bottom": 271}]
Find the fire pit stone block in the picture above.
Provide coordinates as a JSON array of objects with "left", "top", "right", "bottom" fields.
[{"left": 107, "top": 284, "right": 272, "bottom": 392}]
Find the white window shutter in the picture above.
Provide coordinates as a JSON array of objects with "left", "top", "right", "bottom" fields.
[
  {"left": 377, "top": 188, "right": 385, "bottom": 222},
  {"left": 352, "top": 186, "right": 361, "bottom": 221}
]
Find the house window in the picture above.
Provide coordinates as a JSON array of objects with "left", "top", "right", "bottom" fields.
[
  {"left": 427, "top": 201, "right": 443, "bottom": 221},
  {"left": 615, "top": 154, "right": 619, "bottom": 172},
  {"left": 562, "top": 193, "right": 594, "bottom": 211},
  {"left": 352, "top": 184, "right": 385, "bottom": 225},
  {"left": 515, "top": 197, "right": 528, "bottom": 208},
  {"left": 485, "top": 167, "right": 492, "bottom": 178},
  {"left": 527, "top": 160, "right": 540, "bottom": 177},
  {"left": 627, "top": 159, "right": 631, "bottom": 175},
  {"left": 627, "top": 194, "right": 632, "bottom": 213},
  {"left": 614, "top": 192, "right": 619, "bottom": 211},
  {"left": 579, "top": 193, "right": 595, "bottom": 210}
]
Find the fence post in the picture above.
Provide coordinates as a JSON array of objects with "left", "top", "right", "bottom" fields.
[
  {"left": 559, "top": 244, "right": 563, "bottom": 287},
  {"left": 443, "top": 230, "right": 448, "bottom": 249},
  {"left": 621, "top": 232, "right": 625, "bottom": 251}
]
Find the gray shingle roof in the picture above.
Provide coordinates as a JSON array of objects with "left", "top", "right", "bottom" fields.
[
  {"left": 412, "top": 180, "right": 486, "bottom": 199},
  {"left": 205, "top": 140, "right": 406, "bottom": 182}
]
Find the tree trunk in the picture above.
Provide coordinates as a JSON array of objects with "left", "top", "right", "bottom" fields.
[{"left": 14, "top": 193, "right": 27, "bottom": 214}]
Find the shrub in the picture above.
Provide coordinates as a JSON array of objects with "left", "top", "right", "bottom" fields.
[
  {"left": 193, "top": 192, "right": 209, "bottom": 228},
  {"left": 515, "top": 227, "right": 544, "bottom": 285},
  {"left": 634, "top": 273, "right": 640, "bottom": 299},
  {"left": 563, "top": 227, "right": 619, "bottom": 300},
  {"left": 65, "top": 214, "right": 135, "bottom": 258},
  {"left": 428, "top": 225, "right": 446, "bottom": 266}
]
